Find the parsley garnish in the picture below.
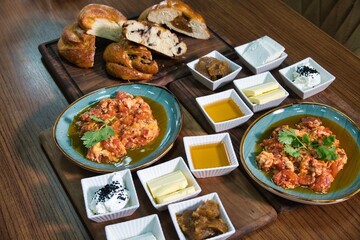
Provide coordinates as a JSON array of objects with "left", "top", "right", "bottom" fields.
[
  {"left": 80, "top": 116, "right": 115, "bottom": 148},
  {"left": 278, "top": 129, "right": 337, "bottom": 161}
]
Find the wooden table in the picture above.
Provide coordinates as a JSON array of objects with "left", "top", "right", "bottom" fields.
[{"left": 0, "top": 0, "right": 359, "bottom": 239}]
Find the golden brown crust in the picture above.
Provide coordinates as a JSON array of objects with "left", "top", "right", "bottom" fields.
[
  {"left": 77, "top": 4, "right": 127, "bottom": 30},
  {"left": 105, "top": 63, "right": 154, "bottom": 80},
  {"left": 103, "top": 39, "right": 158, "bottom": 80},
  {"left": 157, "top": 0, "right": 205, "bottom": 23},
  {"left": 140, "top": 0, "right": 210, "bottom": 39},
  {"left": 57, "top": 23, "right": 95, "bottom": 68}
]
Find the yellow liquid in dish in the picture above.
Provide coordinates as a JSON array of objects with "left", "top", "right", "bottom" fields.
[
  {"left": 190, "top": 142, "right": 230, "bottom": 169},
  {"left": 204, "top": 98, "right": 244, "bottom": 122}
]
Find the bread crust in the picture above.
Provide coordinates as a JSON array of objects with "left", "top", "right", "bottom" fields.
[
  {"left": 57, "top": 23, "right": 95, "bottom": 68},
  {"left": 78, "top": 3, "right": 127, "bottom": 41},
  {"left": 140, "top": 0, "right": 210, "bottom": 39},
  {"left": 103, "top": 39, "right": 158, "bottom": 80},
  {"left": 78, "top": 4, "right": 127, "bottom": 30}
]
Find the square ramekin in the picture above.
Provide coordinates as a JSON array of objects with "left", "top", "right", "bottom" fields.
[
  {"left": 196, "top": 89, "right": 253, "bottom": 132},
  {"left": 183, "top": 132, "right": 239, "bottom": 178},
  {"left": 233, "top": 71, "right": 289, "bottom": 112},
  {"left": 136, "top": 157, "right": 201, "bottom": 211},
  {"left": 81, "top": 169, "right": 139, "bottom": 222},
  {"left": 187, "top": 50, "right": 242, "bottom": 90},
  {"left": 278, "top": 57, "right": 336, "bottom": 99},
  {"left": 234, "top": 36, "right": 287, "bottom": 74},
  {"left": 105, "top": 214, "right": 165, "bottom": 240},
  {"left": 168, "top": 192, "right": 236, "bottom": 240}
]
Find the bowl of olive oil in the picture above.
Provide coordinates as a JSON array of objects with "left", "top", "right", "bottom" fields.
[{"left": 183, "top": 133, "right": 239, "bottom": 178}]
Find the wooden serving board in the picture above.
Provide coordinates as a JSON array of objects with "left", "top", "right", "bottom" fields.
[
  {"left": 40, "top": 106, "right": 277, "bottom": 240},
  {"left": 38, "top": 29, "right": 235, "bottom": 103},
  {"left": 39, "top": 26, "right": 302, "bottom": 213},
  {"left": 168, "top": 76, "right": 302, "bottom": 212}
]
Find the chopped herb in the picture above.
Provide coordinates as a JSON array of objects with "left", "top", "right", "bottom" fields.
[
  {"left": 323, "top": 135, "right": 336, "bottom": 146},
  {"left": 277, "top": 129, "right": 337, "bottom": 161},
  {"left": 316, "top": 146, "right": 338, "bottom": 161},
  {"left": 80, "top": 116, "right": 115, "bottom": 148}
]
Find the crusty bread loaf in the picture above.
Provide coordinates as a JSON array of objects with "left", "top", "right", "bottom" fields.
[
  {"left": 78, "top": 3, "right": 127, "bottom": 42},
  {"left": 139, "top": 0, "right": 210, "bottom": 40},
  {"left": 103, "top": 39, "right": 159, "bottom": 80},
  {"left": 57, "top": 23, "right": 96, "bottom": 68},
  {"left": 122, "top": 20, "right": 187, "bottom": 58}
]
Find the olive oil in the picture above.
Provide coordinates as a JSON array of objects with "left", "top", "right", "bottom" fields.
[
  {"left": 204, "top": 98, "right": 244, "bottom": 122},
  {"left": 190, "top": 142, "right": 230, "bottom": 169},
  {"left": 68, "top": 97, "right": 167, "bottom": 166}
]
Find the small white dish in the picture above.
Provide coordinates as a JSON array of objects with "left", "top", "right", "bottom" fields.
[
  {"left": 105, "top": 214, "right": 165, "bottom": 240},
  {"left": 233, "top": 71, "right": 289, "bottom": 112},
  {"left": 187, "top": 50, "right": 242, "bottom": 90},
  {"left": 81, "top": 169, "right": 139, "bottom": 222},
  {"left": 278, "top": 57, "right": 336, "bottom": 99},
  {"left": 183, "top": 132, "right": 239, "bottom": 178},
  {"left": 137, "top": 157, "right": 201, "bottom": 211},
  {"left": 234, "top": 36, "right": 287, "bottom": 74},
  {"left": 168, "top": 192, "right": 236, "bottom": 240},
  {"left": 196, "top": 89, "right": 253, "bottom": 132}
]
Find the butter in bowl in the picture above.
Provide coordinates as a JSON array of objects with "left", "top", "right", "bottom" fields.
[
  {"left": 183, "top": 132, "right": 239, "bottom": 178},
  {"left": 234, "top": 71, "right": 289, "bottom": 112},
  {"left": 137, "top": 157, "right": 201, "bottom": 211}
]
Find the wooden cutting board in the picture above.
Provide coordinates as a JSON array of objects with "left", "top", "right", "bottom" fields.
[
  {"left": 39, "top": 27, "right": 301, "bottom": 213},
  {"left": 40, "top": 106, "right": 277, "bottom": 240},
  {"left": 168, "top": 76, "right": 302, "bottom": 213},
  {"left": 38, "top": 28, "right": 235, "bottom": 103}
]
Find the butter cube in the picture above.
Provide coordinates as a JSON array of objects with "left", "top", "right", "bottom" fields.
[
  {"left": 147, "top": 170, "right": 188, "bottom": 198},
  {"left": 243, "top": 81, "right": 279, "bottom": 97},
  {"left": 155, "top": 186, "right": 196, "bottom": 204},
  {"left": 249, "top": 88, "right": 285, "bottom": 104}
]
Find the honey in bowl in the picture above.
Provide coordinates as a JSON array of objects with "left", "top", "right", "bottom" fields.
[
  {"left": 190, "top": 142, "right": 230, "bottom": 169},
  {"left": 204, "top": 98, "right": 244, "bottom": 122}
]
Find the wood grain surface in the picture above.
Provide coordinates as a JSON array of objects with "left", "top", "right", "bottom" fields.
[
  {"left": 40, "top": 106, "right": 277, "bottom": 240},
  {"left": 1, "top": 0, "right": 359, "bottom": 239}
]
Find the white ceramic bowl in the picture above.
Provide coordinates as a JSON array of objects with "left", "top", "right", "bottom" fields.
[
  {"left": 81, "top": 169, "right": 139, "bottom": 222},
  {"left": 187, "top": 50, "right": 242, "bottom": 90},
  {"left": 196, "top": 89, "right": 253, "bottom": 132},
  {"left": 183, "top": 132, "right": 239, "bottom": 178},
  {"left": 278, "top": 57, "right": 336, "bottom": 99},
  {"left": 137, "top": 157, "right": 201, "bottom": 211},
  {"left": 105, "top": 214, "right": 165, "bottom": 240},
  {"left": 233, "top": 71, "right": 289, "bottom": 112},
  {"left": 168, "top": 192, "right": 236, "bottom": 240},
  {"left": 234, "top": 36, "right": 287, "bottom": 74}
]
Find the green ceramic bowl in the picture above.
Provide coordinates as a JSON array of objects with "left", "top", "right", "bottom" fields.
[
  {"left": 54, "top": 83, "right": 182, "bottom": 173},
  {"left": 240, "top": 103, "right": 360, "bottom": 204}
]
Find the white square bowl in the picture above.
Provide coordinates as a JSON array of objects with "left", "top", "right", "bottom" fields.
[
  {"left": 187, "top": 50, "right": 242, "bottom": 90},
  {"left": 233, "top": 71, "right": 289, "bottom": 112},
  {"left": 278, "top": 57, "right": 336, "bottom": 99},
  {"left": 81, "top": 169, "right": 139, "bottom": 222},
  {"left": 168, "top": 192, "right": 236, "bottom": 240},
  {"left": 105, "top": 214, "right": 165, "bottom": 240},
  {"left": 137, "top": 157, "right": 202, "bottom": 211},
  {"left": 183, "top": 132, "right": 239, "bottom": 178},
  {"left": 234, "top": 37, "right": 287, "bottom": 74},
  {"left": 196, "top": 89, "right": 253, "bottom": 132}
]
